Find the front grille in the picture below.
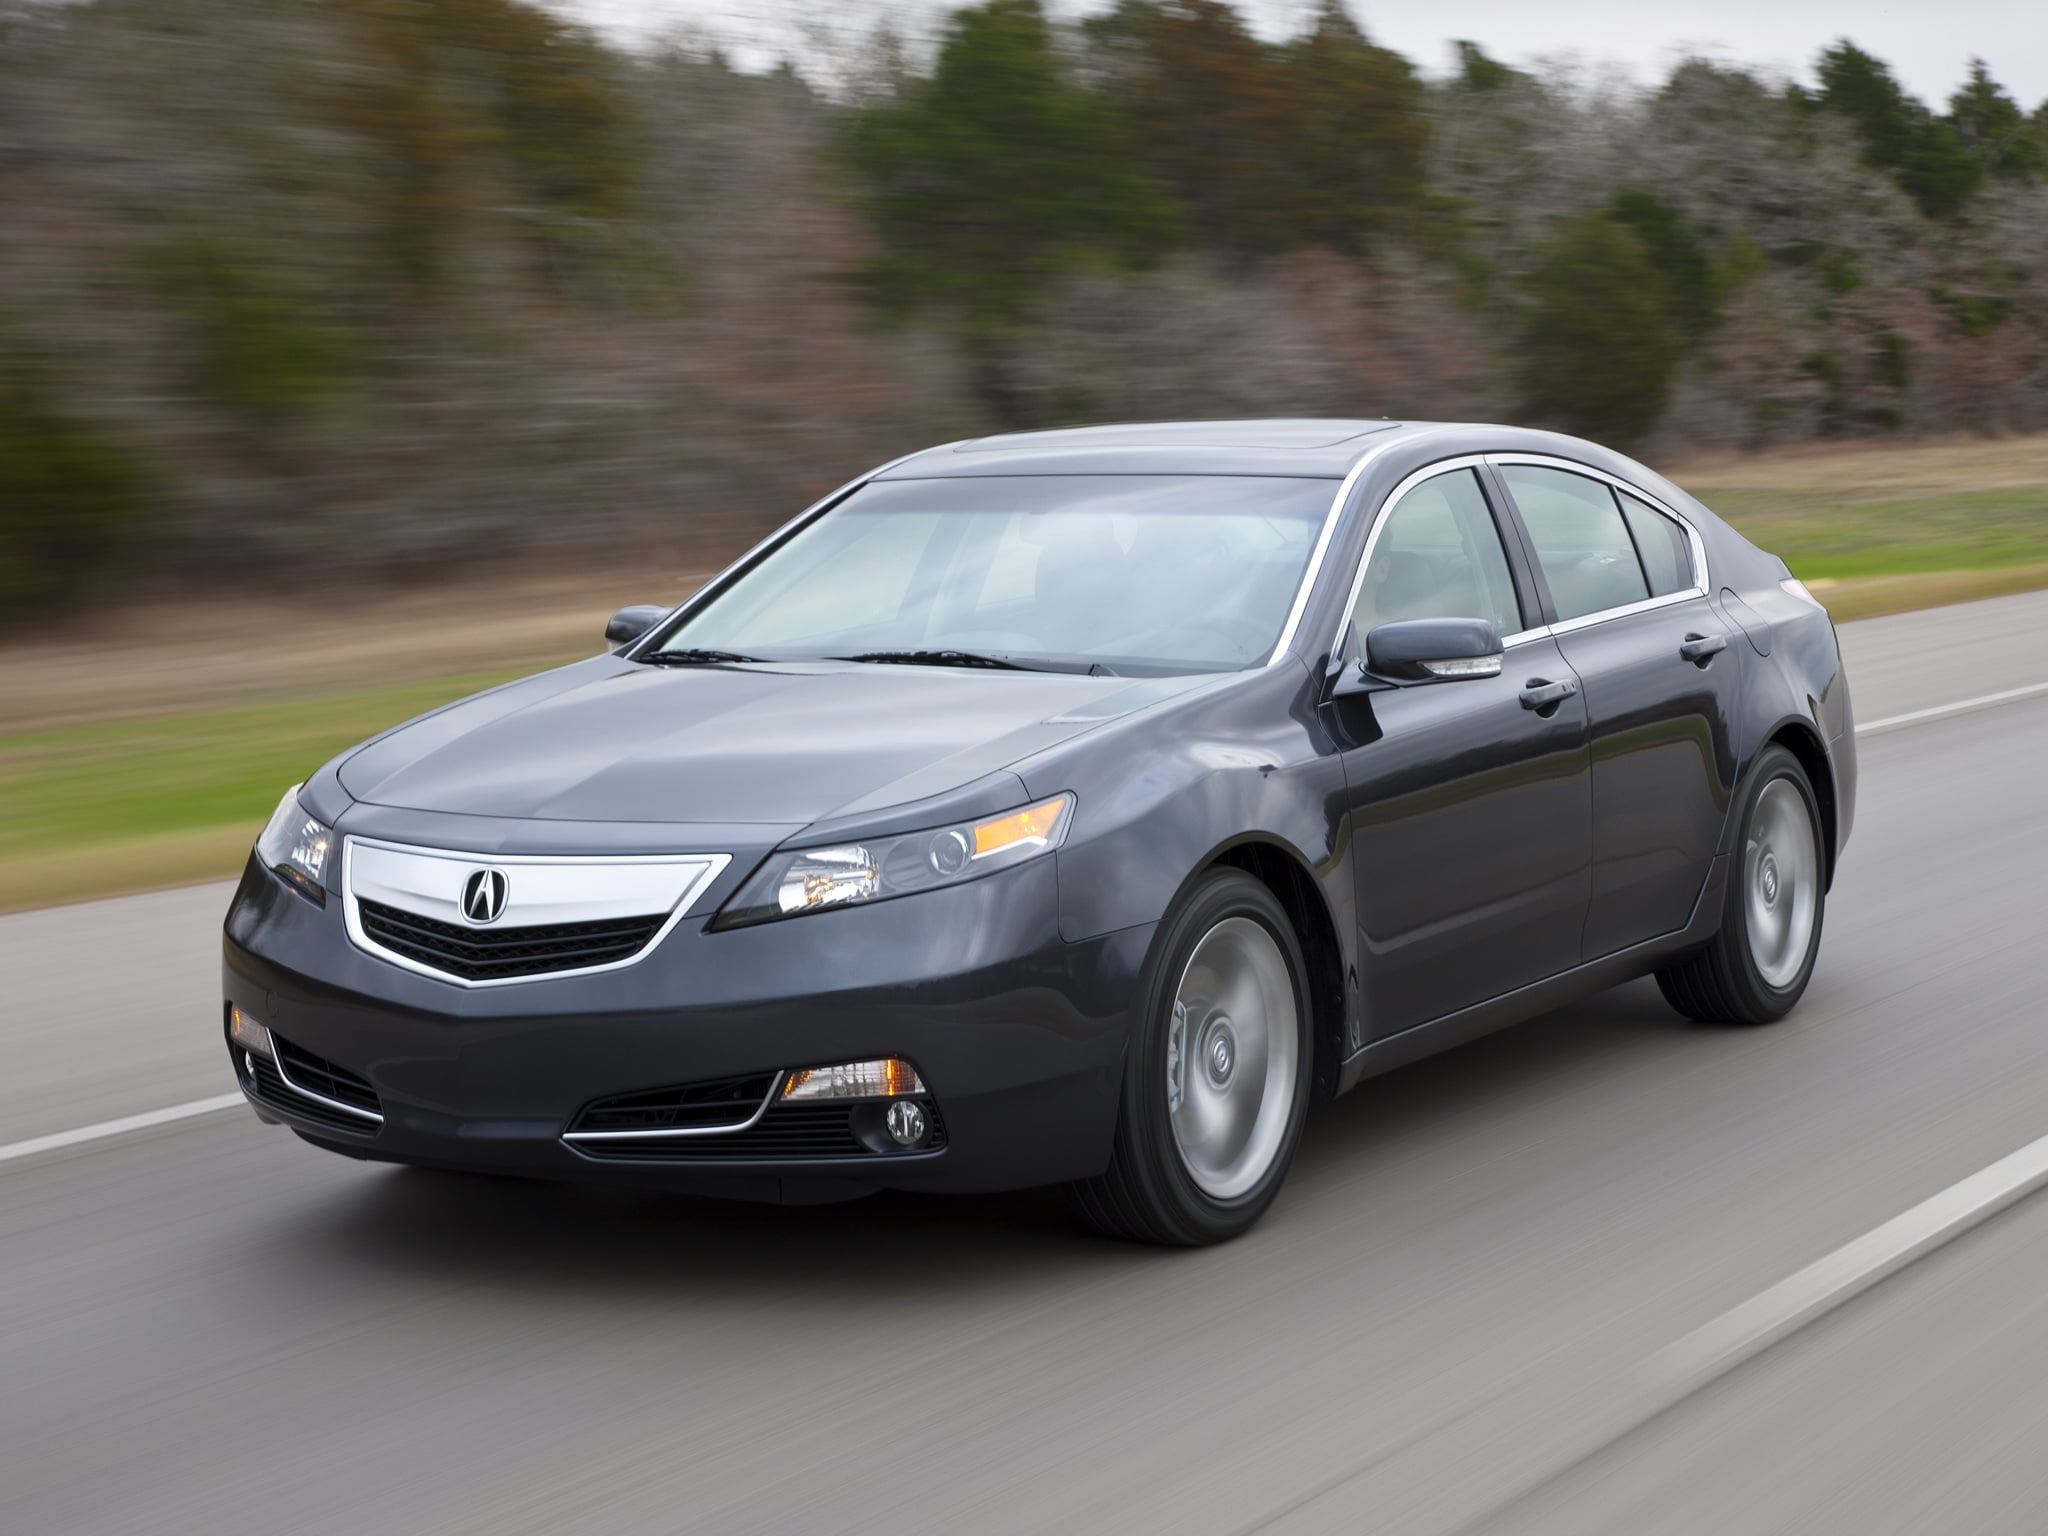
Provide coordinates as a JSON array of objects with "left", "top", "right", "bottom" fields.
[
  {"left": 243, "top": 1037, "right": 382, "bottom": 1135},
  {"left": 567, "top": 1073, "right": 780, "bottom": 1135},
  {"left": 357, "top": 898, "right": 667, "bottom": 982},
  {"left": 570, "top": 1097, "right": 948, "bottom": 1163}
]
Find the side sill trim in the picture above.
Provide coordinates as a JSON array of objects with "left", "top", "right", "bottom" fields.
[{"left": 1333, "top": 853, "right": 1729, "bottom": 1095}]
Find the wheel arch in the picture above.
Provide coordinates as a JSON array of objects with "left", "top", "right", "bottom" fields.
[
  {"left": 1204, "top": 838, "right": 1348, "bottom": 1101},
  {"left": 1757, "top": 717, "right": 1839, "bottom": 888}
]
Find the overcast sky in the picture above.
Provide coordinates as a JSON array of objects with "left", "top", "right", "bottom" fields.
[{"left": 558, "top": 0, "right": 2048, "bottom": 107}]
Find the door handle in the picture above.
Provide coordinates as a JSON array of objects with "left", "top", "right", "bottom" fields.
[
  {"left": 1518, "top": 677, "right": 1579, "bottom": 713},
  {"left": 1679, "top": 632, "right": 1729, "bottom": 665}
]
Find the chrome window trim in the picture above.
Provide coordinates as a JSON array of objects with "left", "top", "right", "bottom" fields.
[
  {"left": 1485, "top": 454, "right": 1713, "bottom": 628},
  {"left": 341, "top": 838, "right": 732, "bottom": 990},
  {"left": 1324, "top": 454, "right": 1536, "bottom": 658},
  {"left": 562, "top": 1073, "right": 786, "bottom": 1143},
  {"left": 1263, "top": 441, "right": 1407, "bottom": 666},
  {"left": 267, "top": 1040, "right": 385, "bottom": 1126},
  {"left": 1543, "top": 586, "right": 1711, "bottom": 637}
]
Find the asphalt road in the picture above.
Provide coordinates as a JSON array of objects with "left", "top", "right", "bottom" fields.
[{"left": 6, "top": 589, "right": 2048, "bottom": 1534}]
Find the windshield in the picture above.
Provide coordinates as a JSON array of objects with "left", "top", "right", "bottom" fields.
[{"left": 653, "top": 475, "right": 1335, "bottom": 674}]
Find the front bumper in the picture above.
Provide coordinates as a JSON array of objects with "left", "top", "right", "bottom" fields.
[{"left": 223, "top": 854, "right": 1149, "bottom": 1199}]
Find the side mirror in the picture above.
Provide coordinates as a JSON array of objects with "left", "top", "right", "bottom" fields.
[
  {"left": 1364, "top": 618, "right": 1504, "bottom": 682},
  {"left": 605, "top": 604, "right": 668, "bottom": 647}
]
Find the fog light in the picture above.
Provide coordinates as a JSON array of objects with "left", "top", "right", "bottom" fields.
[
  {"left": 885, "top": 1099, "right": 928, "bottom": 1147},
  {"left": 781, "top": 1058, "right": 925, "bottom": 1100},
  {"left": 228, "top": 1004, "right": 274, "bottom": 1062}
]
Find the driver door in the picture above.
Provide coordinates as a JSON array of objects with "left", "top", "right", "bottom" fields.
[{"left": 1328, "top": 466, "right": 1593, "bottom": 1037}]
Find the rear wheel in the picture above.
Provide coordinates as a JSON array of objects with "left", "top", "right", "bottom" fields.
[
  {"left": 1071, "top": 869, "right": 1312, "bottom": 1245},
  {"left": 1657, "top": 745, "right": 1826, "bottom": 1025}
]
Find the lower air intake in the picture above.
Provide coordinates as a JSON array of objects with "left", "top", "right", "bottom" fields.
[
  {"left": 567, "top": 1073, "right": 781, "bottom": 1135},
  {"left": 244, "top": 1036, "right": 383, "bottom": 1135}
]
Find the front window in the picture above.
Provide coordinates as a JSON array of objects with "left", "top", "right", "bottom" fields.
[
  {"left": 1347, "top": 468, "right": 1523, "bottom": 640},
  {"left": 653, "top": 475, "right": 1336, "bottom": 674}
]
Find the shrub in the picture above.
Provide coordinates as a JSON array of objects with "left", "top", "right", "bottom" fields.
[
  {"left": 145, "top": 235, "right": 360, "bottom": 420},
  {"left": 1518, "top": 215, "right": 1681, "bottom": 447},
  {"left": 0, "top": 381, "right": 148, "bottom": 617}
]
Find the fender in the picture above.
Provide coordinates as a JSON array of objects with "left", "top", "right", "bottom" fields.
[
  {"left": 1014, "top": 660, "right": 1347, "bottom": 945},
  {"left": 1708, "top": 591, "right": 1853, "bottom": 885}
]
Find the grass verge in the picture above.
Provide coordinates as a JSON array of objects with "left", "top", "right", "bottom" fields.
[
  {"left": 0, "top": 670, "right": 527, "bottom": 913},
  {"left": 1706, "top": 490, "right": 2048, "bottom": 581}
]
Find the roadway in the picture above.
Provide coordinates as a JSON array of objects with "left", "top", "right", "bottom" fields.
[{"left": 5, "top": 589, "right": 2048, "bottom": 1533}]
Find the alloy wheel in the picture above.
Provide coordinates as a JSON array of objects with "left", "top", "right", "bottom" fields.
[
  {"left": 1744, "top": 777, "right": 1819, "bottom": 989},
  {"left": 1165, "top": 916, "right": 1300, "bottom": 1200}
]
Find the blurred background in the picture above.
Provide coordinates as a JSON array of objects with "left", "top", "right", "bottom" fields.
[{"left": 4, "top": 0, "right": 2048, "bottom": 904}]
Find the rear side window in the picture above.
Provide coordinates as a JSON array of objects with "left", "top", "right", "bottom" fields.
[
  {"left": 1500, "top": 465, "right": 1649, "bottom": 621},
  {"left": 1618, "top": 491, "right": 1693, "bottom": 596}
]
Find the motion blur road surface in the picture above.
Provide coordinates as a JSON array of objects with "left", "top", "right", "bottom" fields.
[{"left": 7, "top": 591, "right": 2048, "bottom": 1535}]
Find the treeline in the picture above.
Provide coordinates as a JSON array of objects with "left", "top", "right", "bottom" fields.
[{"left": 4, "top": 0, "right": 2047, "bottom": 613}]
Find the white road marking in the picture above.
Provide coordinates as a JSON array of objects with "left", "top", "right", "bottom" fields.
[
  {"left": 0, "top": 1092, "right": 247, "bottom": 1165},
  {"left": 1857, "top": 679, "right": 2048, "bottom": 736},
  {"left": 1252, "top": 1128, "right": 2048, "bottom": 1534},
  {"left": 1632, "top": 1127, "right": 2048, "bottom": 1397}
]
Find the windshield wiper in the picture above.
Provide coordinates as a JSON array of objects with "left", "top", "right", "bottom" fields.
[
  {"left": 638, "top": 648, "right": 765, "bottom": 665},
  {"left": 831, "top": 649, "right": 1036, "bottom": 671},
  {"left": 826, "top": 648, "right": 1103, "bottom": 673}
]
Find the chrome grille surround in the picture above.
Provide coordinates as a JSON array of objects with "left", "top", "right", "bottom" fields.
[{"left": 341, "top": 837, "right": 730, "bottom": 988}]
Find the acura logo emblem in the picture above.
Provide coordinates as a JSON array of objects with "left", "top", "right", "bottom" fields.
[{"left": 461, "top": 867, "right": 510, "bottom": 925}]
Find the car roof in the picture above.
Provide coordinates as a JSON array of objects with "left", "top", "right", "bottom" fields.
[
  {"left": 871, "top": 419, "right": 1651, "bottom": 481},
  {"left": 874, "top": 419, "right": 1402, "bottom": 480},
  {"left": 865, "top": 419, "right": 1721, "bottom": 538}
]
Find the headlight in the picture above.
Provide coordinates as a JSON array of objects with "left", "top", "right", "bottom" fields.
[
  {"left": 254, "top": 785, "right": 334, "bottom": 906},
  {"left": 715, "top": 792, "right": 1074, "bottom": 928}
]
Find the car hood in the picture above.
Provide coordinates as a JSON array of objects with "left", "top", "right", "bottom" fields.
[{"left": 337, "top": 657, "right": 1200, "bottom": 826}]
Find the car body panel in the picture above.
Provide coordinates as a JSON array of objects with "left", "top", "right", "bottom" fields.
[
  {"left": 338, "top": 654, "right": 1135, "bottom": 826},
  {"left": 224, "top": 418, "right": 1857, "bottom": 1197},
  {"left": 1551, "top": 595, "right": 1740, "bottom": 958},
  {"left": 1331, "top": 634, "right": 1594, "bottom": 1034},
  {"left": 225, "top": 850, "right": 1141, "bottom": 1196}
]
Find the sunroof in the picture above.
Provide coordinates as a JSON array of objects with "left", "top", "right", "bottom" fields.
[{"left": 953, "top": 420, "right": 1401, "bottom": 453}]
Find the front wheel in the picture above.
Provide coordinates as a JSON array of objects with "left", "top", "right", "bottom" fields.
[
  {"left": 1071, "top": 869, "right": 1312, "bottom": 1245},
  {"left": 1657, "top": 744, "right": 1827, "bottom": 1025}
]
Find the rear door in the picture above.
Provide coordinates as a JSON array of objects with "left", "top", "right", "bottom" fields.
[
  {"left": 1493, "top": 460, "right": 1739, "bottom": 958},
  {"left": 1329, "top": 464, "right": 1593, "bottom": 1037}
]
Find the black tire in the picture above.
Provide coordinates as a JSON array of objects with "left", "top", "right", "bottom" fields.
[
  {"left": 1657, "top": 744, "right": 1826, "bottom": 1025},
  {"left": 1070, "top": 868, "right": 1314, "bottom": 1245}
]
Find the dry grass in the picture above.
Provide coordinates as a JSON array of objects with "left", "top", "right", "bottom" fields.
[
  {"left": 1798, "top": 564, "right": 2048, "bottom": 621},
  {"left": 1663, "top": 434, "right": 2048, "bottom": 500},
  {"left": 0, "top": 564, "right": 718, "bottom": 735},
  {"left": 0, "top": 826, "right": 256, "bottom": 914},
  {"left": 1662, "top": 435, "right": 2048, "bottom": 584}
]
